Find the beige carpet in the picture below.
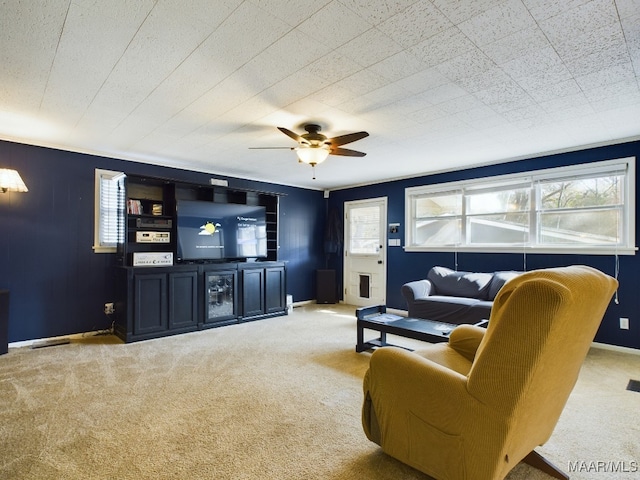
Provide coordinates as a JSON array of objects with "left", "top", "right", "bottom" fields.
[{"left": 1, "top": 304, "right": 638, "bottom": 479}]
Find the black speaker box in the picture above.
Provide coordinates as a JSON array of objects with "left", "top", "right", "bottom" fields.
[
  {"left": 316, "top": 269, "right": 337, "bottom": 304},
  {"left": 0, "top": 290, "right": 9, "bottom": 355}
]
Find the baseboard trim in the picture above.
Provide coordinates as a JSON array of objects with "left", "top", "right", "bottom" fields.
[
  {"left": 9, "top": 313, "right": 638, "bottom": 356},
  {"left": 293, "top": 300, "right": 315, "bottom": 307},
  {"left": 591, "top": 342, "right": 640, "bottom": 356},
  {"left": 9, "top": 331, "right": 97, "bottom": 349}
]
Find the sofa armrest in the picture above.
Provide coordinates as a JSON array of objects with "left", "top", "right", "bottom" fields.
[
  {"left": 401, "top": 280, "right": 433, "bottom": 302},
  {"left": 448, "top": 324, "right": 486, "bottom": 362}
]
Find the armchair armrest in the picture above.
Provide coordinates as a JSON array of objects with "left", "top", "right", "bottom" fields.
[
  {"left": 366, "top": 346, "right": 468, "bottom": 415},
  {"left": 363, "top": 347, "right": 469, "bottom": 449},
  {"left": 401, "top": 279, "right": 433, "bottom": 302},
  {"left": 448, "top": 324, "right": 486, "bottom": 362}
]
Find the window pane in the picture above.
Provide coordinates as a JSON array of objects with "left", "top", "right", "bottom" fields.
[
  {"left": 468, "top": 214, "right": 529, "bottom": 244},
  {"left": 415, "top": 193, "right": 461, "bottom": 217},
  {"left": 414, "top": 218, "right": 461, "bottom": 245},
  {"left": 539, "top": 175, "right": 622, "bottom": 210},
  {"left": 467, "top": 189, "right": 529, "bottom": 214},
  {"left": 539, "top": 210, "right": 621, "bottom": 245},
  {"left": 350, "top": 206, "right": 380, "bottom": 254}
]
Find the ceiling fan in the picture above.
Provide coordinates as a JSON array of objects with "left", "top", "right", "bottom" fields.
[{"left": 251, "top": 124, "right": 369, "bottom": 178}]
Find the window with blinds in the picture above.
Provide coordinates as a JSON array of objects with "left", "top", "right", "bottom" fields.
[
  {"left": 405, "top": 158, "right": 636, "bottom": 255},
  {"left": 93, "top": 169, "right": 125, "bottom": 253}
]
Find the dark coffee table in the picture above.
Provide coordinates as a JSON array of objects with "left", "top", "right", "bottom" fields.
[{"left": 356, "top": 305, "right": 457, "bottom": 352}]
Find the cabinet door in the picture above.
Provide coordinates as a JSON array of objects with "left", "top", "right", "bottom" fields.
[
  {"left": 168, "top": 271, "right": 198, "bottom": 330},
  {"left": 134, "top": 273, "right": 168, "bottom": 335},
  {"left": 204, "top": 269, "right": 238, "bottom": 324},
  {"left": 265, "top": 266, "right": 286, "bottom": 314},
  {"left": 242, "top": 268, "right": 264, "bottom": 317}
]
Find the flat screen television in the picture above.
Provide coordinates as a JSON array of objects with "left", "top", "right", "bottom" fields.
[{"left": 176, "top": 200, "right": 267, "bottom": 262}]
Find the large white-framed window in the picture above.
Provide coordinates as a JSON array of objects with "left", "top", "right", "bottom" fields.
[
  {"left": 93, "top": 169, "right": 126, "bottom": 253},
  {"left": 405, "top": 158, "right": 636, "bottom": 255}
]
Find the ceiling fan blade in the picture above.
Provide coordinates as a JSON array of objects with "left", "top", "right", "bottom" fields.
[
  {"left": 277, "top": 127, "right": 304, "bottom": 143},
  {"left": 328, "top": 131, "right": 369, "bottom": 147},
  {"left": 249, "top": 147, "right": 295, "bottom": 150},
  {"left": 330, "top": 147, "right": 367, "bottom": 157}
]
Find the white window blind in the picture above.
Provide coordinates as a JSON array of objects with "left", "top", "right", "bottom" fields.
[{"left": 93, "top": 169, "right": 125, "bottom": 253}]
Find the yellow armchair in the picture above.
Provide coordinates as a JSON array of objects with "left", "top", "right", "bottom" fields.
[{"left": 362, "top": 265, "right": 618, "bottom": 480}]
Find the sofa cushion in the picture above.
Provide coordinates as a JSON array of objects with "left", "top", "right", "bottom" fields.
[
  {"left": 409, "top": 296, "right": 493, "bottom": 325},
  {"left": 427, "top": 266, "right": 493, "bottom": 300}
]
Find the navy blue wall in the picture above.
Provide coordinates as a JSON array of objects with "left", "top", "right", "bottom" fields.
[
  {"left": 0, "top": 140, "right": 325, "bottom": 343},
  {"left": 328, "top": 140, "right": 640, "bottom": 350},
  {"left": 3, "top": 138, "right": 639, "bottom": 350}
]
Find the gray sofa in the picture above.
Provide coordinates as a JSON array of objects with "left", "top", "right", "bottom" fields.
[{"left": 401, "top": 266, "right": 520, "bottom": 325}]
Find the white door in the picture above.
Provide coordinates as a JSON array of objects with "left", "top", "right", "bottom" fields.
[{"left": 344, "top": 197, "right": 387, "bottom": 307}]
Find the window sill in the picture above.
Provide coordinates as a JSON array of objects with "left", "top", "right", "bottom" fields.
[{"left": 404, "top": 245, "right": 637, "bottom": 256}]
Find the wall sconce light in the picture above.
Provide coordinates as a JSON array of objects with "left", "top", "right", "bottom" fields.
[{"left": 0, "top": 168, "right": 28, "bottom": 193}]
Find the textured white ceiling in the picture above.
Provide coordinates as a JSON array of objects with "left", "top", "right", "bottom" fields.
[{"left": 1, "top": 0, "right": 639, "bottom": 190}]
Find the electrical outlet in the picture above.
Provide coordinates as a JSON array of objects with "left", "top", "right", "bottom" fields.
[
  {"left": 104, "top": 302, "right": 115, "bottom": 315},
  {"left": 620, "top": 317, "right": 629, "bottom": 330}
]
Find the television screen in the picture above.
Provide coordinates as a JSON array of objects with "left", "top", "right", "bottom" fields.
[{"left": 176, "top": 200, "right": 267, "bottom": 261}]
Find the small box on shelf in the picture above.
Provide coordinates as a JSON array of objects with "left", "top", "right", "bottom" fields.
[{"left": 127, "top": 199, "right": 143, "bottom": 215}]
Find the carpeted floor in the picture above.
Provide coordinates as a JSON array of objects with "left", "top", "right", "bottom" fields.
[{"left": 1, "top": 304, "right": 638, "bottom": 479}]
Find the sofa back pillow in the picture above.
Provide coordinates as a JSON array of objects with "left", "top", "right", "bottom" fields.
[
  {"left": 487, "top": 271, "right": 521, "bottom": 300},
  {"left": 427, "top": 266, "right": 493, "bottom": 299}
]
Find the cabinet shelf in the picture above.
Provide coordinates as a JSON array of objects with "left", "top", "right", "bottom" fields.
[
  {"left": 127, "top": 200, "right": 164, "bottom": 216},
  {"left": 118, "top": 173, "right": 281, "bottom": 266},
  {"left": 127, "top": 216, "right": 173, "bottom": 230}
]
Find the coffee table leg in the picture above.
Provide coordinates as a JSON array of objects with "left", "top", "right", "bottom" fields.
[
  {"left": 356, "top": 322, "right": 365, "bottom": 352},
  {"left": 356, "top": 321, "right": 393, "bottom": 352}
]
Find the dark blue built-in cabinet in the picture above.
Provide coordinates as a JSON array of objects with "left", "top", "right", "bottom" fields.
[{"left": 113, "top": 174, "right": 286, "bottom": 343}]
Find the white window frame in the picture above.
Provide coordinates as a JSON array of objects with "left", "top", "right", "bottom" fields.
[
  {"left": 405, "top": 158, "right": 636, "bottom": 255},
  {"left": 93, "top": 169, "right": 125, "bottom": 253}
]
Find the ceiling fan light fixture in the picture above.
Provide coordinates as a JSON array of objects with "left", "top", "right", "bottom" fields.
[{"left": 296, "top": 145, "right": 330, "bottom": 166}]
